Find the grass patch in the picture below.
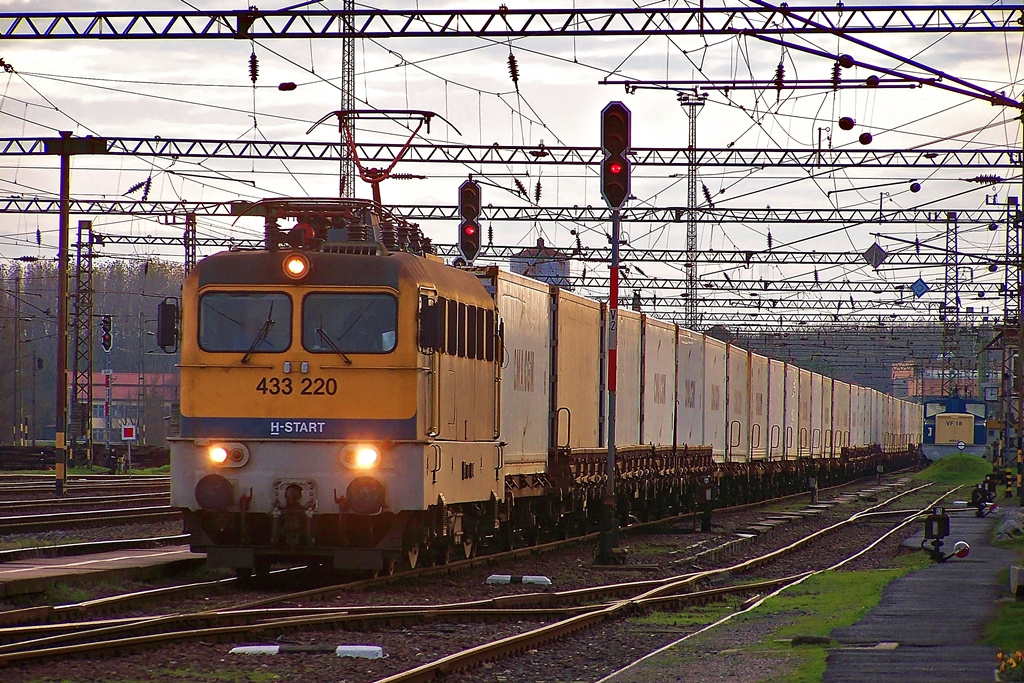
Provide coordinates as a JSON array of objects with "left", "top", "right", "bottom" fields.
[
  {"left": 754, "top": 569, "right": 916, "bottom": 683},
  {"left": 43, "top": 582, "right": 95, "bottom": 604},
  {"left": 1, "top": 464, "right": 169, "bottom": 476},
  {"left": 631, "top": 595, "right": 745, "bottom": 628},
  {"left": 988, "top": 526, "right": 1024, "bottom": 661},
  {"left": 149, "top": 666, "right": 283, "bottom": 682},
  {"left": 913, "top": 454, "right": 992, "bottom": 486},
  {"left": 130, "top": 464, "right": 170, "bottom": 475},
  {"left": 985, "top": 589, "right": 1024, "bottom": 655}
]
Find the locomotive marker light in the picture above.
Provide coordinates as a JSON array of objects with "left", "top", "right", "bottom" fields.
[
  {"left": 458, "top": 179, "right": 482, "bottom": 264},
  {"left": 209, "top": 443, "right": 249, "bottom": 467},
  {"left": 598, "top": 102, "right": 631, "bottom": 564},
  {"left": 342, "top": 443, "right": 381, "bottom": 470},
  {"left": 283, "top": 253, "right": 310, "bottom": 279}
]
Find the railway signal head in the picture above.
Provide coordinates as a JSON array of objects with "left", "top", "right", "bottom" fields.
[
  {"left": 458, "top": 179, "right": 482, "bottom": 264},
  {"left": 100, "top": 315, "right": 113, "bottom": 353},
  {"left": 601, "top": 102, "right": 631, "bottom": 208}
]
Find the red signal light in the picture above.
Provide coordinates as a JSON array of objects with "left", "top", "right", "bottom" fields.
[
  {"left": 464, "top": 224, "right": 477, "bottom": 236},
  {"left": 609, "top": 162, "right": 623, "bottom": 174}
]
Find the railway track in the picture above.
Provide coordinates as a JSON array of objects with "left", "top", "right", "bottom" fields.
[
  {"left": 0, "top": 477, "right": 942, "bottom": 670},
  {"left": 0, "top": 506, "right": 181, "bottom": 535},
  {"left": 375, "top": 483, "right": 954, "bottom": 683},
  {"left": 0, "top": 493, "right": 170, "bottom": 515}
]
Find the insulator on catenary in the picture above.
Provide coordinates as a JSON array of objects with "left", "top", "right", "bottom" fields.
[
  {"left": 702, "top": 184, "right": 714, "bottom": 208},
  {"left": 507, "top": 52, "right": 520, "bottom": 89},
  {"left": 488, "top": 224, "right": 494, "bottom": 245},
  {"left": 249, "top": 51, "right": 259, "bottom": 84},
  {"left": 36, "top": 228, "right": 41, "bottom": 245},
  {"left": 767, "top": 231, "right": 773, "bottom": 251},
  {"left": 831, "top": 61, "right": 842, "bottom": 90},
  {"left": 123, "top": 180, "right": 147, "bottom": 196},
  {"left": 814, "top": 268, "right": 819, "bottom": 283},
  {"left": 534, "top": 180, "right": 542, "bottom": 203},
  {"left": 773, "top": 61, "right": 785, "bottom": 101},
  {"left": 965, "top": 174, "right": 1004, "bottom": 184},
  {"left": 514, "top": 178, "right": 528, "bottom": 197},
  {"left": 141, "top": 176, "right": 152, "bottom": 201}
]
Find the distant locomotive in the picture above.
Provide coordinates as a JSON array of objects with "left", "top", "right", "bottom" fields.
[
  {"left": 921, "top": 396, "right": 987, "bottom": 461},
  {"left": 168, "top": 198, "right": 923, "bottom": 576}
]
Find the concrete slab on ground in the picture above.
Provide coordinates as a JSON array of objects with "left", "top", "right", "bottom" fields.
[{"left": 0, "top": 546, "right": 203, "bottom": 597}]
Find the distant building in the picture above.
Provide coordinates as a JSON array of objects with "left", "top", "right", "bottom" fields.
[
  {"left": 890, "top": 361, "right": 980, "bottom": 399},
  {"left": 511, "top": 238, "right": 571, "bottom": 290},
  {"left": 88, "top": 372, "right": 177, "bottom": 445}
]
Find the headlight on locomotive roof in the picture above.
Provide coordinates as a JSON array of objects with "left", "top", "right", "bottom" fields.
[
  {"left": 208, "top": 442, "right": 249, "bottom": 468},
  {"left": 283, "top": 253, "right": 310, "bottom": 280},
  {"left": 341, "top": 443, "right": 381, "bottom": 470}
]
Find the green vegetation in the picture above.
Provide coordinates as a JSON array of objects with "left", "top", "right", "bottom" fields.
[
  {"left": 988, "top": 529, "right": 1024, "bottom": 665},
  {"left": 912, "top": 454, "right": 992, "bottom": 486},
  {"left": 985, "top": 590, "right": 1024, "bottom": 654},
  {"left": 43, "top": 582, "right": 94, "bottom": 604},
  {"left": 2, "top": 464, "right": 168, "bottom": 476},
  {"left": 149, "top": 667, "right": 283, "bottom": 682},
  {"left": 754, "top": 569, "right": 918, "bottom": 683},
  {"left": 630, "top": 595, "right": 744, "bottom": 628},
  {"left": 28, "top": 670, "right": 283, "bottom": 683}
]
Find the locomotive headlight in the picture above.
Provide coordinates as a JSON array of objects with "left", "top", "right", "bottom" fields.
[
  {"left": 283, "top": 253, "right": 310, "bottom": 280},
  {"left": 342, "top": 443, "right": 381, "bottom": 470},
  {"left": 208, "top": 442, "right": 249, "bottom": 468}
]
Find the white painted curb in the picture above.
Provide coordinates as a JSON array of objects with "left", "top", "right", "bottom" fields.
[
  {"left": 230, "top": 645, "right": 384, "bottom": 658},
  {"left": 486, "top": 574, "right": 552, "bottom": 585}
]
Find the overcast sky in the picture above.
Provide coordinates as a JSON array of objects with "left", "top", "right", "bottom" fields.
[{"left": 0, "top": 1, "right": 1021, "bottom": 323}]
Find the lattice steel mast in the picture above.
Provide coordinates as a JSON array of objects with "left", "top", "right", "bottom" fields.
[
  {"left": 71, "top": 220, "right": 94, "bottom": 465},
  {"left": 680, "top": 91, "right": 706, "bottom": 329}
]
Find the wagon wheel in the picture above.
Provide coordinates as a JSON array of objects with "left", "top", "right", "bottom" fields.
[
  {"left": 377, "top": 557, "right": 398, "bottom": 577},
  {"left": 434, "top": 538, "right": 453, "bottom": 566},
  {"left": 461, "top": 535, "right": 477, "bottom": 559},
  {"left": 403, "top": 543, "right": 420, "bottom": 571}
]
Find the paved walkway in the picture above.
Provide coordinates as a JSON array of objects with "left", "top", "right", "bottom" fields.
[
  {"left": 0, "top": 546, "right": 202, "bottom": 597},
  {"left": 824, "top": 510, "right": 1015, "bottom": 683}
]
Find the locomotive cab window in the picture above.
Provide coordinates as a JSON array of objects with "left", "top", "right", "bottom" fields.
[
  {"left": 302, "top": 293, "right": 398, "bottom": 354},
  {"left": 198, "top": 292, "right": 292, "bottom": 353}
]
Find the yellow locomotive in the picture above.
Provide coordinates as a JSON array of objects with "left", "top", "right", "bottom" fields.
[
  {"left": 169, "top": 198, "right": 923, "bottom": 576},
  {"left": 172, "top": 200, "right": 502, "bottom": 574}
]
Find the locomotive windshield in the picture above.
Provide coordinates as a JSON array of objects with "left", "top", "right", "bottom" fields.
[
  {"left": 302, "top": 293, "right": 397, "bottom": 354},
  {"left": 198, "top": 292, "right": 292, "bottom": 353}
]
